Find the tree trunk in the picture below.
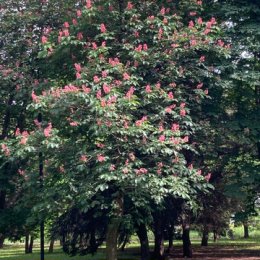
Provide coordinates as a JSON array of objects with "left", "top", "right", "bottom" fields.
[
  {"left": 25, "top": 234, "right": 29, "bottom": 254},
  {"left": 201, "top": 227, "right": 209, "bottom": 246},
  {"left": 120, "top": 236, "right": 128, "bottom": 251},
  {"left": 243, "top": 222, "right": 249, "bottom": 238},
  {"left": 106, "top": 218, "right": 121, "bottom": 260},
  {"left": 182, "top": 225, "right": 192, "bottom": 258},
  {"left": 49, "top": 238, "right": 55, "bottom": 253},
  {"left": 136, "top": 223, "right": 150, "bottom": 260},
  {"left": 167, "top": 225, "right": 174, "bottom": 253},
  {"left": 213, "top": 230, "right": 217, "bottom": 242},
  {"left": 28, "top": 235, "right": 34, "bottom": 253},
  {"left": 106, "top": 194, "right": 123, "bottom": 260},
  {"left": 0, "top": 234, "right": 5, "bottom": 249},
  {"left": 153, "top": 215, "right": 165, "bottom": 260}
]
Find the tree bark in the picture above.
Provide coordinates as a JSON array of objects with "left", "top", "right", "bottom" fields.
[
  {"left": 243, "top": 222, "right": 249, "bottom": 238},
  {"left": 153, "top": 215, "right": 165, "bottom": 260},
  {"left": 106, "top": 218, "right": 121, "bottom": 260},
  {"left": 28, "top": 235, "right": 34, "bottom": 253},
  {"left": 167, "top": 225, "right": 174, "bottom": 253},
  {"left": 136, "top": 223, "right": 150, "bottom": 260},
  {"left": 106, "top": 194, "right": 123, "bottom": 260},
  {"left": 49, "top": 238, "right": 55, "bottom": 253},
  {"left": 0, "top": 234, "right": 5, "bottom": 249},
  {"left": 182, "top": 225, "right": 192, "bottom": 258},
  {"left": 25, "top": 234, "right": 29, "bottom": 254},
  {"left": 201, "top": 227, "right": 209, "bottom": 246}
]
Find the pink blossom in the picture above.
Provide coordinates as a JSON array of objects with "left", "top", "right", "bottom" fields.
[
  {"left": 96, "top": 90, "right": 102, "bottom": 99},
  {"left": 126, "top": 86, "right": 135, "bottom": 99},
  {"left": 217, "top": 39, "right": 225, "bottom": 47},
  {"left": 63, "top": 29, "right": 69, "bottom": 37},
  {"left": 1, "top": 144, "right": 10, "bottom": 156},
  {"left": 204, "top": 89, "right": 208, "bottom": 95},
  {"left": 210, "top": 17, "right": 217, "bottom": 24},
  {"left": 100, "top": 23, "right": 107, "bottom": 33},
  {"left": 92, "top": 42, "right": 97, "bottom": 49},
  {"left": 103, "top": 83, "right": 111, "bottom": 94},
  {"left": 123, "top": 72, "right": 130, "bottom": 80},
  {"left": 97, "top": 154, "right": 105, "bottom": 162},
  {"left": 82, "top": 85, "right": 91, "bottom": 94},
  {"left": 34, "top": 119, "right": 41, "bottom": 128},
  {"left": 188, "top": 164, "right": 193, "bottom": 170},
  {"left": 163, "top": 18, "right": 168, "bottom": 24},
  {"left": 190, "top": 39, "right": 197, "bottom": 46},
  {"left": 159, "top": 124, "right": 164, "bottom": 132},
  {"left": 102, "top": 70, "right": 108, "bottom": 78},
  {"left": 64, "top": 22, "right": 69, "bottom": 28},
  {"left": 159, "top": 135, "right": 165, "bottom": 142},
  {"left": 197, "top": 0, "right": 202, "bottom": 5},
  {"left": 127, "top": 1, "right": 133, "bottom": 10},
  {"left": 182, "top": 136, "right": 189, "bottom": 143},
  {"left": 41, "top": 36, "right": 48, "bottom": 44},
  {"left": 165, "top": 107, "right": 172, "bottom": 113},
  {"left": 20, "top": 131, "right": 29, "bottom": 145},
  {"left": 96, "top": 142, "right": 105, "bottom": 148},
  {"left": 205, "top": 173, "right": 211, "bottom": 182},
  {"left": 124, "top": 121, "right": 129, "bottom": 129},
  {"left": 197, "top": 17, "right": 203, "bottom": 25},
  {"left": 160, "top": 7, "right": 165, "bottom": 15},
  {"left": 77, "top": 32, "right": 83, "bottom": 40},
  {"left": 156, "top": 82, "right": 161, "bottom": 89},
  {"left": 122, "top": 168, "right": 129, "bottom": 174},
  {"left": 135, "top": 44, "right": 142, "bottom": 52},
  {"left": 170, "top": 82, "right": 177, "bottom": 88},
  {"left": 15, "top": 128, "right": 21, "bottom": 136},
  {"left": 190, "top": 11, "right": 197, "bottom": 16},
  {"left": 199, "top": 56, "right": 205, "bottom": 62},
  {"left": 189, "top": 20, "right": 194, "bottom": 28},
  {"left": 100, "top": 99, "right": 106, "bottom": 107},
  {"left": 158, "top": 28, "right": 163, "bottom": 39},
  {"left": 168, "top": 92, "right": 174, "bottom": 99},
  {"left": 70, "top": 121, "right": 78, "bottom": 126},
  {"left": 31, "top": 91, "right": 39, "bottom": 103},
  {"left": 86, "top": 0, "right": 92, "bottom": 9},
  {"left": 143, "top": 44, "right": 148, "bottom": 51},
  {"left": 72, "top": 19, "right": 78, "bottom": 26},
  {"left": 134, "top": 31, "right": 140, "bottom": 38},
  {"left": 44, "top": 123, "right": 52, "bottom": 137},
  {"left": 110, "top": 164, "right": 116, "bottom": 171},
  {"left": 93, "top": 75, "right": 100, "bottom": 83},
  {"left": 197, "top": 82, "right": 203, "bottom": 89},
  {"left": 77, "top": 9, "right": 82, "bottom": 17},
  {"left": 171, "top": 123, "right": 179, "bottom": 131},
  {"left": 145, "top": 85, "right": 152, "bottom": 93},
  {"left": 180, "top": 102, "right": 186, "bottom": 108},
  {"left": 76, "top": 72, "right": 81, "bottom": 79},
  {"left": 18, "top": 169, "right": 25, "bottom": 176},
  {"left": 197, "top": 169, "right": 202, "bottom": 175},
  {"left": 80, "top": 155, "right": 87, "bottom": 162},
  {"left": 180, "top": 109, "right": 186, "bottom": 116},
  {"left": 204, "top": 28, "right": 211, "bottom": 35}
]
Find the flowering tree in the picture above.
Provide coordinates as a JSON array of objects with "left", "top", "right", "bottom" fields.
[{"left": 1, "top": 0, "right": 228, "bottom": 259}]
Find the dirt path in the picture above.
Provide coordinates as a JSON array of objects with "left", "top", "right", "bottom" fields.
[{"left": 167, "top": 245, "right": 260, "bottom": 260}]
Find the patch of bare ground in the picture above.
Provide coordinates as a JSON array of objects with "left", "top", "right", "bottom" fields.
[{"left": 166, "top": 245, "right": 260, "bottom": 260}]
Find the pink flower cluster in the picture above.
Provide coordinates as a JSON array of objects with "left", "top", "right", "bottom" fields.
[
  {"left": 135, "top": 168, "right": 148, "bottom": 175},
  {"left": 135, "top": 116, "right": 147, "bottom": 127},
  {"left": 1, "top": 144, "right": 10, "bottom": 156}
]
